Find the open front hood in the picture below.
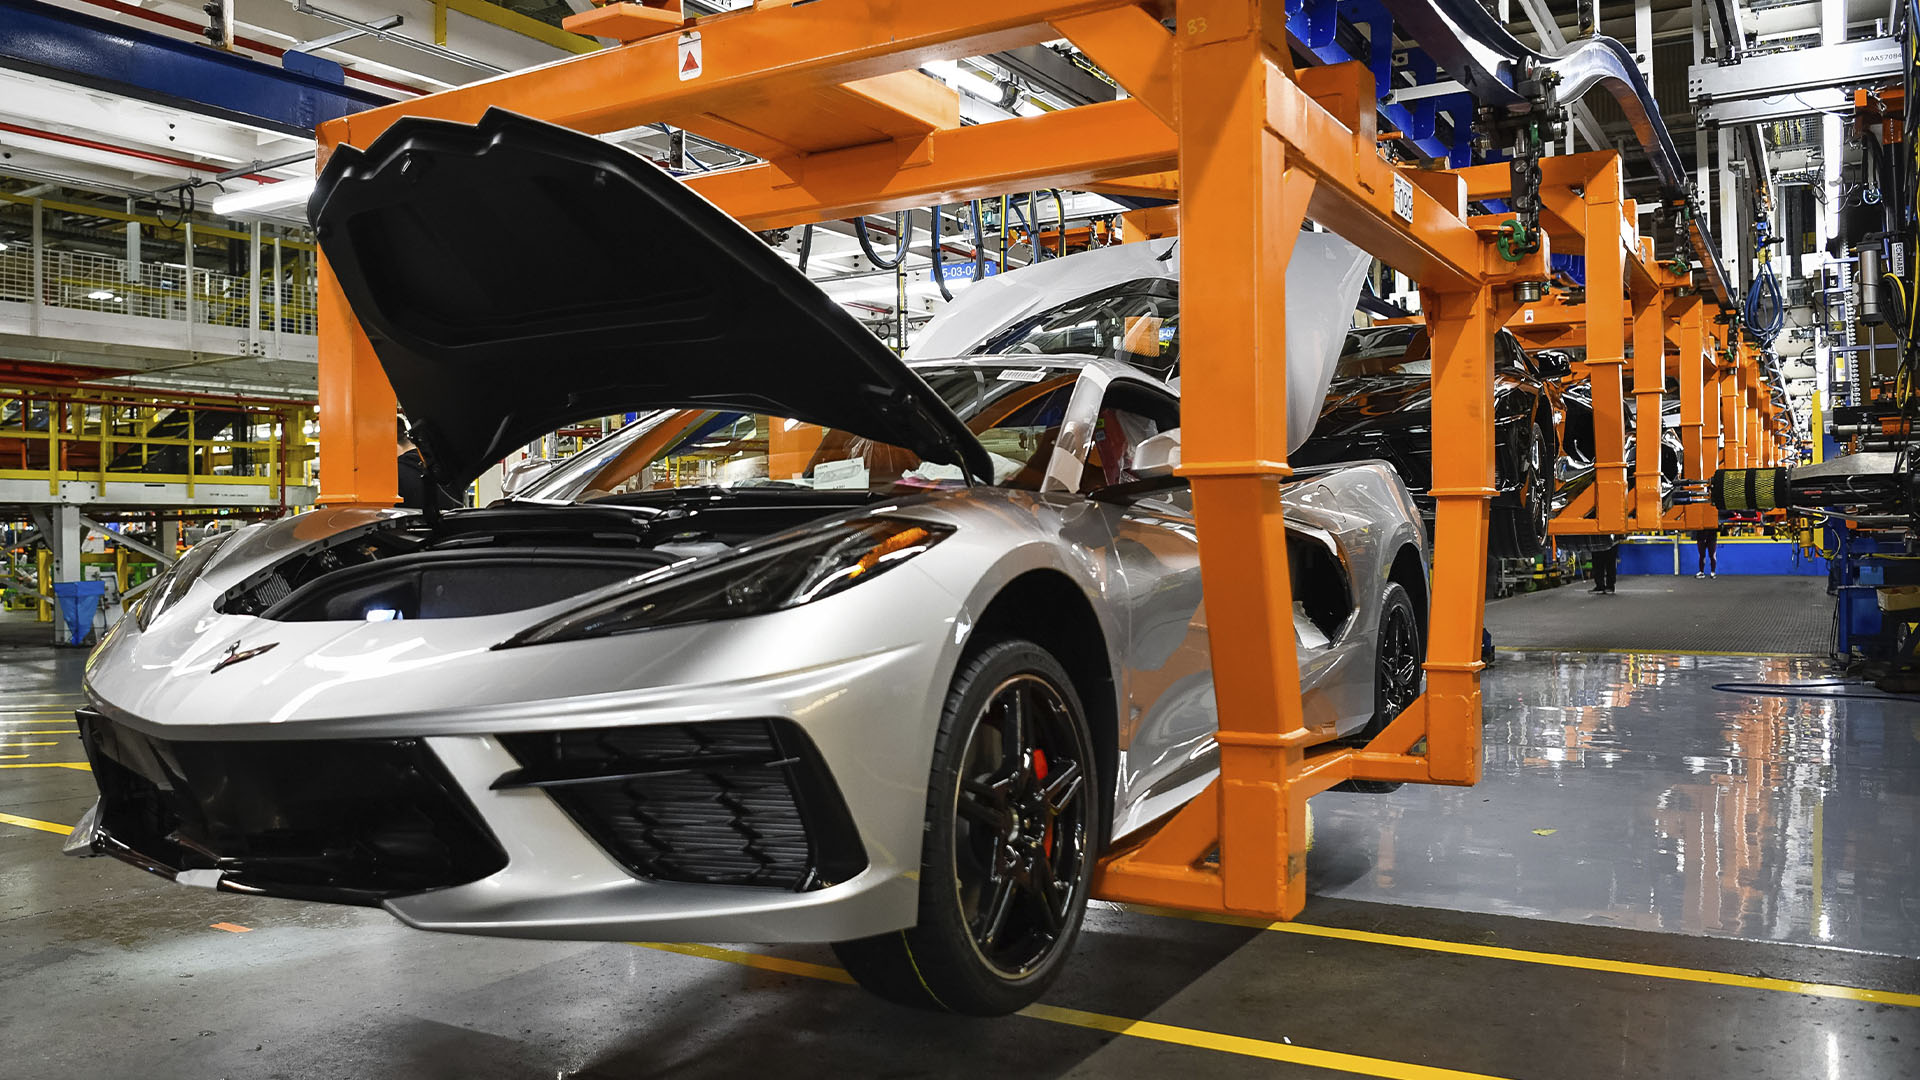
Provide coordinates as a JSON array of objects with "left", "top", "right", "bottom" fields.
[{"left": 311, "top": 108, "right": 991, "bottom": 487}]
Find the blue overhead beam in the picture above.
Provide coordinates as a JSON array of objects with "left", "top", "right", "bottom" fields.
[
  {"left": 1285, "top": 0, "right": 1478, "bottom": 167},
  {"left": 0, "top": 0, "right": 390, "bottom": 136}
]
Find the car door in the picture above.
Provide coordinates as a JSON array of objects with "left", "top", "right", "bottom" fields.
[{"left": 1059, "top": 377, "right": 1213, "bottom": 840}]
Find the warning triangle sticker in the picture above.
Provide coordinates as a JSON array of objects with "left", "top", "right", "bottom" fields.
[{"left": 676, "top": 31, "right": 701, "bottom": 81}]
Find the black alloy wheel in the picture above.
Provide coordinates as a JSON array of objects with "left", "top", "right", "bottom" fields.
[
  {"left": 1524, "top": 426, "right": 1552, "bottom": 548},
  {"left": 1493, "top": 421, "right": 1553, "bottom": 558},
  {"left": 1333, "top": 581, "right": 1422, "bottom": 794},
  {"left": 952, "top": 672, "right": 1092, "bottom": 979},
  {"left": 834, "top": 639, "right": 1099, "bottom": 1015}
]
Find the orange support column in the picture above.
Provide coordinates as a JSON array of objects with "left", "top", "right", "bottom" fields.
[
  {"left": 1629, "top": 268, "right": 1666, "bottom": 527},
  {"left": 1720, "top": 358, "right": 1744, "bottom": 469},
  {"left": 1670, "top": 294, "right": 1707, "bottom": 482},
  {"left": 1416, "top": 273, "right": 1510, "bottom": 784},
  {"left": 1104, "top": 1, "right": 1313, "bottom": 918},
  {"left": 1176, "top": 5, "right": 1318, "bottom": 919},
  {"left": 1584, "top": 160, "right": 1630, "bottom": 530},
  {"left": 316, "top": 252, "right": 399, "bottom": 507},
  {"left": 1712, "top": 328, "right": 1728, "bottom": 466}
]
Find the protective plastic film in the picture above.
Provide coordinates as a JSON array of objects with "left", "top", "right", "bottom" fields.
[{"left": 907, "top": 231, "right": 1372, "bottom": 452}]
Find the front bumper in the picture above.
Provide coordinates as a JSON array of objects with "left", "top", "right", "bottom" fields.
[{"left": 72, "top": 638, "right": 942, "bottom": 942}]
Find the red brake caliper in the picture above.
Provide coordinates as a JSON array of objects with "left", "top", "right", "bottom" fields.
[{"left": 1032, "top": 748, "right": 1052, "bottom": 857}]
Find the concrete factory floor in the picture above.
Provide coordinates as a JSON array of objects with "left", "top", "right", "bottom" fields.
[{"left": 2, "top": 587, "right": 1917, "bottom": 1079}]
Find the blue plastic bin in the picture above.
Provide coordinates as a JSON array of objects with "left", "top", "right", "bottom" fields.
[{"left": 51, "top": 580, "right": 106, "bottom": 647}]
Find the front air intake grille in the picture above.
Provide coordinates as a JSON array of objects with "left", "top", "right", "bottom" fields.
[
  {"left": 496, "top": 719, "right": 866, "bottom": 892},
  {"left": 77, "top": 709, "right": 506, "bottom": 904}
]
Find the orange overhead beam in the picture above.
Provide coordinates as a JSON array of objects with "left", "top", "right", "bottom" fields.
[
  {"left": 318, "top": 0, "right": 1160, "bottom": 154},
  {"left": 674, "top": 71, "right": 960, "bottom": 162},
  {"left": 685, "top": 99, "right": 1175, "bottom": 229}
]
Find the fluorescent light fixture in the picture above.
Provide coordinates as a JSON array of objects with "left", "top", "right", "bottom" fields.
[
  {"left": 0, "top": 241, "right": 9, "bottom": 251},
  {"left": 211, "top": 175, "right": 317, "bottom": 216},
  {"left": 85, "top": 289, "right": 114, "bottom": 300}
]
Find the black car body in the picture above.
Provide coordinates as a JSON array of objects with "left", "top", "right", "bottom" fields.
[{"left": 1291, "top": 325, "right": 1563, "bottom": 557}]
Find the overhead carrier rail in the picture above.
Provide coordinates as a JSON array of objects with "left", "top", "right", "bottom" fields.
[{"left": 312, "top": 0, "right": 1748, "bottom": 920}]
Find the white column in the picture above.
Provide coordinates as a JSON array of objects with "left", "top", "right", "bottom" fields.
[
  {"left": 124, "top": 198, "right": 141, "bottom": 284},
  {"left": 48, "top": 504, "right": 84, "bottom": 643},
  {"left": 1719, "top": 128, "right": 1740, "bottom": 285},
  {"left": 1634, "top": 0, "right": 1653, "bottom": 82},
  {"left": 272, "top": 236, "right": 283, "bottom": 359},
  {"left": 29, "top": 198, "right": 42, "bottom": 336},
  {"left": 249, "top": 220, "right": 262, "bottom": 355},
  {"left": 184, "top": 219, "right": 196, "bottom": 352}
]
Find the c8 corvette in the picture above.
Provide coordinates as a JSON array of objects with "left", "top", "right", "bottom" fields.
[{"left": 66, "top": 110, "right": 1431, "bottom": 1015}]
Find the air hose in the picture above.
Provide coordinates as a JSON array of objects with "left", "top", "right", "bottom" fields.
[
  {"left": 931, "top": 204, "right": 951, "bottom": 301},
  {"left": 854, "top": 210, "right": 912, "bottom": 269},
  {"left": 1745, "top": 219, "right": 1785, "bottom": 346},
  {"left": 1712, "top": 681, "right": 1920, "bottom": 704},
  {"left": 931, "top": 202, "right": 987, "bottom": 302},
  {"left": 1008, "top": 195, "right": 1038, "bottom": 266}
]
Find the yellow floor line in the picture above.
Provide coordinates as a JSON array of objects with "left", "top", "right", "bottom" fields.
[
  {"left": 0, "top": 742, "right": 59, "bottom": 748},
  {"left": 0, "top": 762, "right": 90, "bottom": 771},
  {"left": 633, "top": 942, "right": 1513, "bottom": 1080},
  {"left": 0, "top": 730, "right": 80, "bottom": 735},
  {"left": 1116, "top": 904, "right": 1920, "bottom": 1008},
  {"left": 0, "top": 712, "right": 81, "bottom": 719},
  {"left": 1503, "top": 646, "right": 1824, "bottom": 659},
  {"left": 0, "top": 811, "right": 74, "bottom": 835}
]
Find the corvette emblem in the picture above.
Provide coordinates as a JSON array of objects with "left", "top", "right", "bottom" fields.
[{"left": 211, "top": 641, "right": 278, "bottom": 673}]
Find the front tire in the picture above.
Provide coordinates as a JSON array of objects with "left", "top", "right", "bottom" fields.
[
  {"left": 1333, "top": 581, "right": 1423, "bottom": 794},
  {"left": 833, "top": 639, "right": 1099, "bottom": 1015}
]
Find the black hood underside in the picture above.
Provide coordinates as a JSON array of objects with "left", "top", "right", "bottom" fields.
[{"left": 310, "top": 108, "right": 991, "bottom": 488}]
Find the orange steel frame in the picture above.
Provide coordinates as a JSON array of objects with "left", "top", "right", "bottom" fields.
[
  {"left": 1460, "top": 152, "right": 1780, "bottom": 537},
  {"left": 314, "top": 0, "right": 1552, "bottom": 920}
]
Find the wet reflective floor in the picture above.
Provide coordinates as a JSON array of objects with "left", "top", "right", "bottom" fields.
[
  {"left": 1312, "top": 650, "right": 1920, "bottom": 956},
  {"left": 2, "top": 607, "right": 1917, "bottom": 1078}
]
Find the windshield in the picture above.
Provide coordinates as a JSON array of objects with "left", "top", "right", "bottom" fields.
[
  {"left": 971, "top": 279, "right": 1180, "bottom": 374},
  {"left": 516, "top": 363, "right": 1088, "bottom": 503},
  {"left": 1336, "top": 326, "right": 1431, "bottom": 377}
]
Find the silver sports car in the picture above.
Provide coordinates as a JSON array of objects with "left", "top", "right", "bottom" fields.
[{"left": 66, "top": 110, "right": 1430, "bottom": 1015}]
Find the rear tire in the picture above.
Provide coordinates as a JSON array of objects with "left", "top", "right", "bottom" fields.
[
  {"left": 833, "top": 639, "right": 1099, "bottom": 1015},
  {"left": 1491, "top": 422, "right": 1553, "bottom": 559},
  {"left": 1332, "top": 581, "right": 1422, "bottom": 794}
]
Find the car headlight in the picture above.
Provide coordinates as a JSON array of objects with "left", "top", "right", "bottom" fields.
[
  {"left": 136, "top": 530, "right": 238, "bottom": 630},
  {"left": 504, "top": 519, "right": 952, "bottom": 647}
]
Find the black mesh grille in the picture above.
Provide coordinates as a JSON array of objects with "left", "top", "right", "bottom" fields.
[
  {"left": 78, "top": 710, "right": 506, "bottom": 904},
  {"left": 497, "top": 719, "right": 865, "bottom": 891}
]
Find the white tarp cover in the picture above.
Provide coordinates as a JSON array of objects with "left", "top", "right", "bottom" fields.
[{"left": 906, "top": 232, "right": 1373, "bottom": 453}]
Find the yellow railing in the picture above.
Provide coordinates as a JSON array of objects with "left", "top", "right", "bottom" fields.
[{"left": 0, "top": 383, "right": 315, "bottom": 501}]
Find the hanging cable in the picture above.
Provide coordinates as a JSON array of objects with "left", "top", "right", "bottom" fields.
[
  {"left": 965, "top": 199, "right": 986, "bottom": 284},
  {"left": 1746, "top": 219, "right": 1785, "bottom": 346},
  {"left": 1048, "top": 189, "right": 1067, "bottom": 258},
  {"left": 854, "top": 210, "right": 912, "bottom": 269},
  {"left": 931, "top": 204, "right": 952, "bottom": 302},
  {"left": 1008, "top": 193, "right": 1039, "bottom": 266},
  {"left": 797, "top": 223, "right": 813, "bottom": 275}
]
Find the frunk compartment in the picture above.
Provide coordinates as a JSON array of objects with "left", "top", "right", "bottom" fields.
[
  {"left": 258, "top": 548, "right": 669, "bottom": 621},
  {"left": 77, "top": 709, "right": 506, "bottom": 904},
  {"left": 496, "top": 719, "right": 867, "bottom": 892}
]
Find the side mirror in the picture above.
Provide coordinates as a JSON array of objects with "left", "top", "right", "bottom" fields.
[
  {"left": 501, "top": 457, "right": 556, "bottom": 498},
  {"left": 1132, "top": 429, "right": 1182, "bottom": 479},
  {"left": 1534, "top": 349, "right": 1574, "bottom": 378}
]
